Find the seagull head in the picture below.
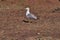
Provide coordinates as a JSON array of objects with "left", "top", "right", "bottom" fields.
[
  {"left": 26, "top": 7, "right": 30, "bottom": 11},
  {"left": 25, "top": 7, "right": 30, "bottom": 15}
]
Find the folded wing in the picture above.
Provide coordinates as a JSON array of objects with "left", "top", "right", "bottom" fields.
[{"left": 26, "top": 13, "right": 37, "bottom": 19}]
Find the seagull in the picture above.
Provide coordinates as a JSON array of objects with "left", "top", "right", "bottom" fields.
[{"left": 25, "top": 7, "right": 37, "bottom": 20}]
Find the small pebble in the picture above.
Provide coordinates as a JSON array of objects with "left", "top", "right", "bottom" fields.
[{"left": 37, "top": 33, "right": 40, "bottom": 35}]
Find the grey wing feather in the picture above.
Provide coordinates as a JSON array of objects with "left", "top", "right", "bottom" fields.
[{"left": 27, "top": 14, "right": 37, "bottom": 19}]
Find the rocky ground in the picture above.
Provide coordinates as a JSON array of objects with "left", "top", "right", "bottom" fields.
[{"left": 0, "top": 0, "right": 60, "bottom": 40}]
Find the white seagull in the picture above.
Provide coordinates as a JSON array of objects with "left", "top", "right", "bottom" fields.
[{"left": 25, "top": 7, "right": 37, "bottom": 20}]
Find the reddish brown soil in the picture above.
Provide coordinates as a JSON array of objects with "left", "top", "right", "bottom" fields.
[{"left": 0, "top": 0, "right": 60, "bottom": 40}]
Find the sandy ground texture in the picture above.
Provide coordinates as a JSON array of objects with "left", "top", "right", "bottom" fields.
[{"left": 0, "top": 0, "right": 60, "bottom": 40}]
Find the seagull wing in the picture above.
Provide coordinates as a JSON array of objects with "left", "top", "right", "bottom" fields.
[{"left": 27, "top": 13, "right": 37, "bottom": 19}]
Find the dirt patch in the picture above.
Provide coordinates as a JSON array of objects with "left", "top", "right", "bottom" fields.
[{"left": 0, "top": 0, "right": 60, "bottom": 40}]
